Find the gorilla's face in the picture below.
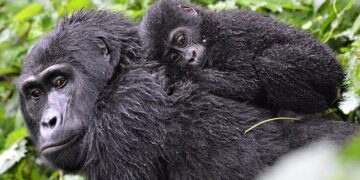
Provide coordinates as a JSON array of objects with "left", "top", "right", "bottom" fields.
[
  {"left": 16, "top": 30, "right": 114, "bottom": 171},
  {"left": 18, "top": 63, "right": 87, "bottom": 170},
  {"left": 163, "top": 26, "right": 205, "bottom": 68}
]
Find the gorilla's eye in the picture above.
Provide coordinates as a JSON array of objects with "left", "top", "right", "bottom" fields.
[
  {"left": 177, "top": 35, "right": 187, "bottom": 47},
  {"left": 53, "top": 76, "right": 67, "bottom": 89},
  {"left": 29, "top": 89, "right": 43, "bottom": 100},
  {"left": 170, "top": 52, "right": 181, "bottom": 61}
]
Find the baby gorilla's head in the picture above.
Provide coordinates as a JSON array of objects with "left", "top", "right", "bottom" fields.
[
  {"left": 164, "top": 26, "right": 206, "bottom": 67},
  {"left": 140, "top": 0, "right": 206, "bottom": 68}
]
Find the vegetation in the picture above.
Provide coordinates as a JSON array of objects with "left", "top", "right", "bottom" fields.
[{"left": 0, "top": 0, "right": 359, "bottom": 179}]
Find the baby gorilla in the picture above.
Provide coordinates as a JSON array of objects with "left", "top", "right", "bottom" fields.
[{"left": 140, "top": 0, "right": 345, "bottom": 114}]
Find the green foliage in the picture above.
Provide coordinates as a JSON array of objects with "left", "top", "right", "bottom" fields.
[
  {"left": 341, "top": 133, "right": 360, "bottom": 161},
  {"left": 0, "top": 0, "right": 359, "bottom": 179}
]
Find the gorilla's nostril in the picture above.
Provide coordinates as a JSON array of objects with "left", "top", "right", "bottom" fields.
[
  {"left": 188, "top": 58, "right": 195, "bottom": 63},
  {"left": 41, "top": 121, "right": 48, "bottom": 127},
  {"left": 192, "top": 50, "right": 197, "bottom": 57},
  {"left": 41, "top": 117, "right": 57, "bottom": 128},
  {"left": 49, "top": 117, "right": 57, "bottom": 128}
]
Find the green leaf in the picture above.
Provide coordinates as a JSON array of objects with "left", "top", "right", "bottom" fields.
[
  {"left": 0, "top": 67, "right": 20, "bottom": 76},
  {"left": 67, "top": 0, "right": 92, "bottom": 12},
  {"left": 13, "top": 4, "right": 43, "bottom": 22},
  {"left": 30, "top": 164, "right": 41, "bottom": 180},
  {"left": 0, "top": 139, "right": 27, "bottom": 175},
  {"left": 351, "top": 15, "right": 360, "bottom": 36},
  {"left": 313, "top": 0, "right": 326, "bottom": 12},
  {"left": 301, "top": 21, "right": 313, "bottom": 30},
  {"left": 236, "top": 0, "right": 307, "bottom": 12},
  {"left": 3, "top": 128, "right": 28, "bottom": 150},
  {"left": 340, "top": 133, "right": 360, "bottom": 162},
  {"left": 15, "top": 157, "right": 27, "bottom": 180}
]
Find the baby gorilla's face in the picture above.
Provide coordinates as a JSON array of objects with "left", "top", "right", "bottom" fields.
[{"left": 162, "top": 27, "right": 205, "bottom": 68}]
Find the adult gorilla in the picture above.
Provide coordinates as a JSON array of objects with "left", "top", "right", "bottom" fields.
[{"left": 17, "top": 10, "right": 357, "bottom": 179}]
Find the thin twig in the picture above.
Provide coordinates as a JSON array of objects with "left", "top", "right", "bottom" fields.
[{"left": 244, "top": 117, "right": 302, "bottom": 134}]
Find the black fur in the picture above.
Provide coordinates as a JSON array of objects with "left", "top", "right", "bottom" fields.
[
  {"left": 139, "top": 0, "right": 345, "bottom": 114},
  {"left": 18, "top": 10, "right": 357, "bottom": 180}
]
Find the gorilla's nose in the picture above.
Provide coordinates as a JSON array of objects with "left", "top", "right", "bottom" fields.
[
  {"left": 186, "top": 50, "right": 197, "bottom": 63},
  {"left": 41, "top": 116, "right": 57, "bottom": 128},
  {"left": 40, "top": 109, "right": 62, "bottom": 136}
]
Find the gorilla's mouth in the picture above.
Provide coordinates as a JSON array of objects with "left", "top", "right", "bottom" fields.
[{"left": 40, "top": 135, "right": 80, "bottom": 154}]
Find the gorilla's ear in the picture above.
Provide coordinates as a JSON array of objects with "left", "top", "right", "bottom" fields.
[
  {"left": 95, "top": 37, "right": 111, "bottom": 62},
  {"left": 179, "top": 5, "right": 198, "bottom": 16}
]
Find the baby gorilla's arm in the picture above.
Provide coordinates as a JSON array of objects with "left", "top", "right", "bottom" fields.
[{"left": 196, "top": 68, "right": 262, "bottom": 101}]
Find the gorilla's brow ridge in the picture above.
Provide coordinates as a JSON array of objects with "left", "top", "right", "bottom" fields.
[{"left": 18, "top": 64, "right": 71, "bottom": 89}]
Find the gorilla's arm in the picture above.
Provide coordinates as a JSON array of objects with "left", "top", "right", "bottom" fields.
[{"left": 196, "top": 68, "right": 262, "bottom": 101}]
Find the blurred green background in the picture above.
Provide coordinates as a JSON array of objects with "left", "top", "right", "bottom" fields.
[{"left": 0, "top": 0, "right": 359, "bottom": 179}]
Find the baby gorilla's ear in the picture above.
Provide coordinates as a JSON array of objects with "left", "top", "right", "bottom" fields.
[{"left": 179, "top": 5, "right": 198, "bottom": 16}]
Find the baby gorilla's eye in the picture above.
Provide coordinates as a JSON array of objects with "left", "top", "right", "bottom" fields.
[
  {"left": 53, "top": 76, "right": 67, "bottom": 89},
  {"left": 29, "top": 89, "right": 43, "bottom": 100},
  {"left": 177, "top": 34, "right": 187, "bottom": 47},
  {"left": 170, "top": 52, "right": 181, "bottom": 61}
]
